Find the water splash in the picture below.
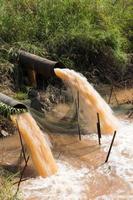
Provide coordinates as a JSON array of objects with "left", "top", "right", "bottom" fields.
[
  {"left": 102, "top": 121, "right": 133, "bottom": 189},
  {"left": 21, "top": 160, "right": 90, "bottom": 200},
  {"left": 19, "top": 120, "right": 133, "bottom": 199},
  {"left": 11, "top": 112, "right": 58, "bottom": 177},
  {"left": 85, "top": 120, "right": 133, "bottom": 199},
  {"left": 54, "top": 68, "right": 119, "bottom": 134}
]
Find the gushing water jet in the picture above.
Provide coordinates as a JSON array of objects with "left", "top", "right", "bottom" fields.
[
  {"left": 0, "top": 92, "right": 58, "bottom": 177},
  {"left": 54, "top": 68, "right": 119, "bottom": 134}
]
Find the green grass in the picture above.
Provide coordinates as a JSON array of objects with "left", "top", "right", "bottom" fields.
[
  {"left": 14, "top": 92, "right": 28, "bottom": 101},
  {"left": 0, "top": 168, "right": 22, "bottom": 200},
  {"left": 0, "top": 0, "right": 132, "bottom": 82}
]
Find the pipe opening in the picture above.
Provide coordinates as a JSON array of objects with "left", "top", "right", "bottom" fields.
[
  {"left": 13, "top": 104, "right": 27, "bottom": 109},
  {"left": 54, "top": 62, "right": 64, "bottom": 69}
]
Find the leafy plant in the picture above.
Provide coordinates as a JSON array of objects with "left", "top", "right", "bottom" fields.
[
  {"left": 0, "top": 102, "right": 27, "bottom": 118},
  {"left": 14, "top": 92, "right": 28, "bottom": 101},
  {"left": 0, "top": 0, "right": 132, "bottom": 82}
]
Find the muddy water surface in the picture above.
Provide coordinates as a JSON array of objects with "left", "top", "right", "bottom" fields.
[
  {"left": 0, "top": 104, "right": 133, "bottom": 200},
  {"left": 20, "top": 121, "right": 133, "bottom": 200}
]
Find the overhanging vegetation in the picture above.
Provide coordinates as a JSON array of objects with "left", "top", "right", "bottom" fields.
[{"left": 0, "top": 0, "right": 132, "bottom": 83}]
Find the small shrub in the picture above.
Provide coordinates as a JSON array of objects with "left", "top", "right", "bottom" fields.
[
  {"left": 14, "top": 92, "right": 28, "bottom": 100},
  {"left": 0, "top": 0, "right": 132, "bottom": 83}
]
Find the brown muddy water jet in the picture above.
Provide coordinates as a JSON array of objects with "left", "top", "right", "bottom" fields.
[
  {"left": 54, "top": 68, "right": 119, "bottom": 134},
  {"left": 11, "top": 113, "right": 58, "bottom": 177}
]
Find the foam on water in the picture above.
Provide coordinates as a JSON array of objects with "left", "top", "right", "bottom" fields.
[
  {"left": 21, "top": 120, "right": 133, "bottom": 199},
  {"left": 101, "top": 121, "right": 133, "bottom": 189},
  {"left": 86, "top": 120, "right": 133, "bottom": 198},
  {"left": 21, "top": 160, "right": 90, "bottom": 200}
]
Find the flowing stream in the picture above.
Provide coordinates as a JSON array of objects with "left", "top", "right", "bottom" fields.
[
  {"left": 0, "top": 69, "right": 132, "bottom": 199},
  {"left": 20, "top": 120, "right": 133, "bottom": 200},
  {"left": 20, "top": 69, "right": 132, "bottom": 199}
]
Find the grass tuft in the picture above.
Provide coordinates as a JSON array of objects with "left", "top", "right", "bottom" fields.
[{"left": 0, "top": 168, "right": 22, "bottom": 200}]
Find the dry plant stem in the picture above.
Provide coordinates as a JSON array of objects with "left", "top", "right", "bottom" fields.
[
  {"left": 97, "top": 113, "right": 101, "bottom": 145},
  {"left": 77, "top": 91, "right": 81, "bottom": 141},
  {"left": 16, "top": 119, "right": 27, "bottom": 164},
  {"left": 113, "top": 88, "right": 119, "bottom": 106},
  {"left": 15, "top": 156, "right": 30, "bottom": 195},
  {"left": 105, "top": 131, "right": 117, "bottom": 163},
  {"left": 108, "top": 85, "right": 113, "bottom": 104},
  {"left": 108, "top": 85, "right": 119, "bottom": 105},
  {"left": 13, "top": 177, "right": 29, "bottom": 185}
]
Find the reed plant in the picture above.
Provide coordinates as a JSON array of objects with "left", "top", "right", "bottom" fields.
[{"left": 0, "top": 168, "right": 21, "bottom": 200}]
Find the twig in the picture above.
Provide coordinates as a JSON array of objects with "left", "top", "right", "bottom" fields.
[
  {"left": 60, "top": 88, "right": 62, "bottom": 101},
  {"left": 57, "top": 151, "right": 62, "bottom": 159},
  {"left": 17, "top": 149, "right": 23, "bottom": 168},
  {"left": 77, "top": 91, "right": 81, "bottom": 140},
  {"left": 105, "top": 131, "right": 117, "bottom": 163},
  {"left": 16, "top": 119, "right": 27, "bottom": 164},
  {"left": 113, "top": 88, "right": 119, "bottom": 106},
  {"left": 108, "top": 85, "right": 119, "bottom": 105},
  {"left": 108, "top": 85, "right": 113, "bottom": 104},
  {"left": 15, "top": 156, "right": 30, "bottom": 194},
  {"left": 13, "top": 177, "right": 29, "bottom": 185},
  {"left": 97, "top": 113, "right": 101, "bottom": 145},
  {"left": 128, "top": 111, "right": 133, "bottom": 118}
]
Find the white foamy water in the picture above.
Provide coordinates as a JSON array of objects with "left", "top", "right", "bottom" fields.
[
  {"left": 21, "top": 120, "right": 133, "bottom": 200},
  {"left": 21, "top": 160, "right": 90, "bottom": 200},
  {"left": 87, "top": 120, "right": 133, "bottom": 199},
  {"left": 101, "top": 121, "right": 133, "bottom": 189}
]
